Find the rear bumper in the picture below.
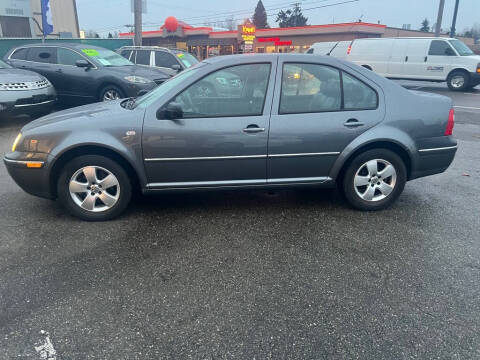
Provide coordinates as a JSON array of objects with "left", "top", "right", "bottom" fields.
[
  {"left": 4, "top": 153, "right": 54, "bottom": 199},
  {"left": 410, "top": 143, "right": 457, "bottom": 180}
]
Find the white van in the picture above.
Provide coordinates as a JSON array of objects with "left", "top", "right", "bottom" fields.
[{"left": 308, "top": 37, "right": 480, "bottom": 91}]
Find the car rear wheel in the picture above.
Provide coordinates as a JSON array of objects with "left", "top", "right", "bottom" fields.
[
  {"left": 447, "top": 70, "right": 469, "bottom": 91},
  {"left": 342, "top": 149, "right": 406, "bottom": 211},
  {"left": 100, "top": 85, "right": 125, "bottom": 102},
  {"left": 57, "top": 155, "right": 131, "bottom": 221}
]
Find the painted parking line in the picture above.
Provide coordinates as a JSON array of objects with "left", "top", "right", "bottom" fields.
[{"left": 454, "top": 105, "right": 480, "bottom": 111}]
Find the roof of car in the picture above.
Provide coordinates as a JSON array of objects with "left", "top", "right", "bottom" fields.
[{"left": 14, "top": 43, "right": 107, "bottom": 50}]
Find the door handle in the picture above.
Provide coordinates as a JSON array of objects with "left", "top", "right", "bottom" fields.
[
  {"left": 55, "top": 69, "right": 63, "bottom": 73},
  {"left": 405, "top": 56, "right": 409, "bottom": 62},
  {"left": 344, "top": 118, "right": 364, "bottom": 128},
  {"left": 243, "top": 124, "right": 265, "bottom": 133},
  {"left": 424, "top": 56, "right": 428, "bottom": 62}
]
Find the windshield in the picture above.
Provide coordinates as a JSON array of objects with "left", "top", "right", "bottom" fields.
[
  {"left": 449, "top": 39, "right": 474, "bottom": 56},
  {"left": 173, "top": 51, "right": 199, "bottom": 68},
  {"left": 80, "top": 47, "right": 134, "bottom": 66},
  {"left": 0, "top": 59, "right": 11, "bottom": 69},
  {"left": 135, "top": 63, "right": 205, "bottom": 108}
]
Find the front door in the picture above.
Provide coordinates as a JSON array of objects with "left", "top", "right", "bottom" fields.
[
  {"left": 142, "top": 62, "right": 275, "bottom": 188},
  {"left": 268, "top": 61, "right": 385, "bottom": 182},
  {"left": 424, "top": 39, "right": 455, "bottom": 80}
]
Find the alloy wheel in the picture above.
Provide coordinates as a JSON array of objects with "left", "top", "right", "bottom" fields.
[
  {"left": 69, "top": 166, "right": 120, "bottom": 212},
  {"left": 450, "top": 75, "right": 465, "bottom": 89},
  {"left": 353, "top": 159, "right": 397, "bottom": 202},
  {"left": 103, "top": 89, "right": 120, "bottom": 101}
]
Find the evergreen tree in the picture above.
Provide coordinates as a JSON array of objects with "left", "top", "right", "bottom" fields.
[
  {"left": 276, "top": 3, "right": 308, "bottom": 28},
  {"left": 253, "top": 0, "right": 269, "bottom": 29},
  {"left": 420, "top": 18, "right": 430, "bottom": 32}
]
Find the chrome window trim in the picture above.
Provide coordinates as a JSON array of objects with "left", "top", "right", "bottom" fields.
[
  {"left": 144, "top": 152, "right": 340, "bottom": 162},
  {"left": 418, "top": 145, "right": 457, "bottom": 153},
  {"left": 14, "top": 99, "right": 55, "bottom": 107}
]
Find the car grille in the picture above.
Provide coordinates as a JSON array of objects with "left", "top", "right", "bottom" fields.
[{"left": 0, "top": 79, "right": 50, "bottom": 91}]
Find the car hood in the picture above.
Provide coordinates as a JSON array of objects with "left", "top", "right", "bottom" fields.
[
  {"left": 0, "top": 68, "right": 44, "bottom": 82},
  {"left": 22, "top": 100, "right": 126, "bottom": 132},
  {"left": 102, "top": 65, "right": 170, "bottom": 81}
]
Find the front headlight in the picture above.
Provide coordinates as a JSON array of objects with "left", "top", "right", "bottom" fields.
[
  {"left": 12, "top": 133, "right": 22, "bottom": 152},
  {"left": 124, "top": 76, "right": 153, "bottom": 84}
]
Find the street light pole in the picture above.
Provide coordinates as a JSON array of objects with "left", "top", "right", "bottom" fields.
[
  {"left": 450, "top": 0, "right": 460, "bottom": 37},
  {"left": 134, "top": 0, "right": 142, "bottom": 46},
  {"left": 435, "top": 0, "right": 445, "bottom": 37}
]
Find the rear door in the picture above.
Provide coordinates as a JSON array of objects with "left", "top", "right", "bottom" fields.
[
  {"left": 21, "top": 46, "right": 57, "bottom": 79},
  {"left": 154, "top": 51, "right": 178, "bottom": 76},
  {"left": 424, "top": 39, "right": 455, "bottom": 80},
  {"left": 133, "top": 49, "right": 152, "bottom": 67},
  {"left": 267, "top": 60, "right": 384, "bottom": 182},
  {"left": 142, "top": 61, "right": 276, "bottom": 187},
  {"left": 403, "top": 39, "right": 429, "bottom": 79}
]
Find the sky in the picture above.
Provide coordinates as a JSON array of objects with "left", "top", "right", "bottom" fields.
[{"left": 76, "top": 0, "right": 480, "bottom": 36}]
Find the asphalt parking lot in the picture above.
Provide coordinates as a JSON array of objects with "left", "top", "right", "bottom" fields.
[{"left": 1, "top": 83, "right": 479, "bottom": 359}]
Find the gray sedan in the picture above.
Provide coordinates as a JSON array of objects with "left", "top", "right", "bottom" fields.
[{"left": 4, "top": 54, "right": 457, "bottom": 221}]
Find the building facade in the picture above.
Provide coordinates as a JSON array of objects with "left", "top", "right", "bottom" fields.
[
  {"left": 120, "top": 17, "right": 475, "bottom": 60},
  {"left": 0, "top": 0, "right": 79, "bottom": 38}
]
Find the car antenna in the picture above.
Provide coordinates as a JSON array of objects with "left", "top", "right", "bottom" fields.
[{"left": 326, "top": 41, "right": 340, "bottom": 56}]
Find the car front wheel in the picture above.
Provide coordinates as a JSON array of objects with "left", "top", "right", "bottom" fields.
[
  {"left": 57, "top": 155, "right": 132, "bottom": 221},
  {"left": 100, "top": 85, "right": 125, "bottom": 102},
  {"left": 447, "top": 70, "right": 469, "bottom": 91},
  {"left": 342, "top": 149, "right": 406, "bottom": 211}
]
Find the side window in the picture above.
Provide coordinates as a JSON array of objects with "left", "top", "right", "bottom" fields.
[
  {"left": 135, "top": 50, "right": 151, "bottom": 65},
  {"left": 120, "top": 50, "right": 132, "bottom": 60},
  {"left": 27, "top": 47, "right": 57, "bottom": 64},
  {"left": 155, "top": 51, "right": 178, "bottom": 68},
  {"left": 342, "top": 72, "right": 377, "bottom": 110},
  {"left": 280, "top": 63, "right": 341, "bottom": 114},
  {"left": 170, "top": 63, "right": 271, "bottom": 118},
  {"left": 306, "top": 48, "right": 314, "bottom": 54},
  {"left": 10, "top": 47, "right": 29, "bottom": 60},
  {"left": 57, "top": 48, "right": 86, "bottom": 66},
  {"left": 429, "top": 40, "right": 455, "bottom": 56}
]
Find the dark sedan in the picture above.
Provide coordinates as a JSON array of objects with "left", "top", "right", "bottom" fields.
[
  {"left": 4, "top": 54, "right": 457, "bottom": 221},
  {"left": 4, "top": 43, "right": 169, "bottom": 105}
]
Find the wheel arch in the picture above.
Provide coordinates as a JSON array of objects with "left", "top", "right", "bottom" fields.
[
  {"left": 447, "top": 67, "right": 470, "bottom": 81},
  {"left": 49, "top": 145, "right": 141, "bottom": 198},
  {"left": 334, "top": 140, "right": 413, "bottom": 184}
]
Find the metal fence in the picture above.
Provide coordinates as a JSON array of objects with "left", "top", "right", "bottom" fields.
[{"left": 0, "top": 38, "right": 133, "bottom": 58}]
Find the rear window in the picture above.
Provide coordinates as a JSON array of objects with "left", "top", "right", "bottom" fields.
[
  {"left": 10, "top": 47, "right": 28, "bottom": 60},
  {"left": 27, "top": 47, "right": 57, "bottom": 63}
]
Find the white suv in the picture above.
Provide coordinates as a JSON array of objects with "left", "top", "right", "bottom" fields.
[{"left": 117, "top": 46, "right": 199, "bottom": 77}]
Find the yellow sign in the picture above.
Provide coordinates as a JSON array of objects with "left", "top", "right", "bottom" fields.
[{"left": 241, "top": 21, "right": 256, "bottom": 44}]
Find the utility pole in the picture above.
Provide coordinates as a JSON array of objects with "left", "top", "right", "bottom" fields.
[
  {"left": 134, "top": 0, "right": 142, "bottom": 46},
  {"left": 450, "top": 0, "right": 460, "bottom": 37},
  {"left": 435, "top": 0, "right": 445, "bottom": 37}
]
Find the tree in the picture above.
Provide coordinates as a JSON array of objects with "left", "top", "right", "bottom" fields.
[
  {"left": 420, "top": 18, "right": 430, "bottom": 32},
  {"left": 462, "top": 23, "right": 480, "bottom": 41},
  {"left": 276, "top": 3, "right": 308, "bottom": 28},
  {"left": 108, "top": 32, "right": 113, "bottom": 38},
  {"left": 253, "top": 0, "right": 269, "bottom": 29}
]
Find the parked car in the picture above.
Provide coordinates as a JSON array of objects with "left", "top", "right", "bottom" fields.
[
  {"left": 308, "top": 37, "right": 480, "bottom": 91},
  {"left": 0, "top": 59, "right": 56, "bottom": 119},
  {"left": 4, "top": 43, "right": 170, "bottom": 105},
  {"left": 4, "top": 54, "right": 457, "bottom": 221},
  {"left": 117, "top": 46, "right": 199, "bottom": 76}
]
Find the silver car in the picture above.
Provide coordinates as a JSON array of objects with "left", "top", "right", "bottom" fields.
[
  {"left": 0, "top": 59, "right": 56, "bottom": 118},
  {"left": 4, "top": 54, "right": 457, "bottom": 221}
]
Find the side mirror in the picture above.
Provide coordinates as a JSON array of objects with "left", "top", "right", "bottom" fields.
[
  {"left": 76, "top": 59, "right": 91, "bottom": 68},
  {"left": 171, "top": 64, "right": 182, "bottom": 72},
  {"left": 137, "top": 89, "right": 149, "bottom": 97},
  {"left": 156, "top": 102, "right": 183, "bottom": 120}
]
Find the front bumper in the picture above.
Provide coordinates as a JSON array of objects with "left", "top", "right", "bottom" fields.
[
  {"left": 0, "top": 86, "right": 56, "bottom": 115},
  {"left": 123, "top": 81, "right": 159, "bottom": 98},
  {"left": 4, "top": 152, "right": 55, "bottom": 199}
]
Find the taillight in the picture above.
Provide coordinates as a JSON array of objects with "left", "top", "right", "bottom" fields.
[
  {"left": 445, "top": 108, "right": 455, "bottom": 136},
  {"left": 347, "top": 44, "right": 352, "bottom": 55},
  {"left": 477, "top": 63, "right": 480, "bottom": 74}
]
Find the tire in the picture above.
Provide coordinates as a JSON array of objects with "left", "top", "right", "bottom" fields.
[
  {"left": 57, "top": 155, "right": 132, "bottom": 221},
  {"left": 447, "top": 70, "right": 470, "bottom": 91},
  {"left": 342, "top": 149, "right": 407, "bottom": 211},
  {"left": 99, "top": 85, "right": 125, "bottom": 102}
]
